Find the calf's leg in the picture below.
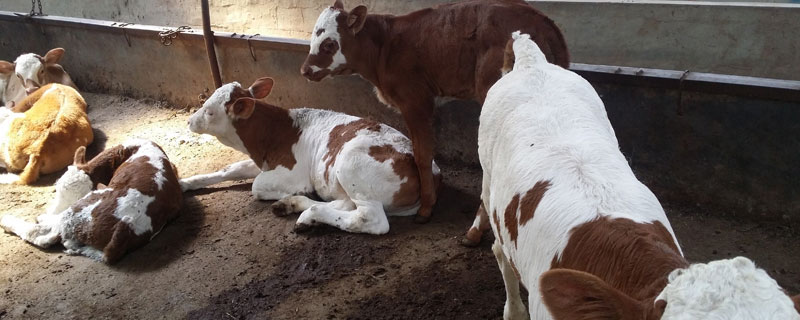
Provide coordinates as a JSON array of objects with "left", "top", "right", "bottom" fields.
[
  {"left": 0, "top": 215, "right": 61, "bottom": 248},
  {"left": 269, "top": 195, "right": 355, "bottom": 217},
  {"left": 493, "top": 241, "right": 529, "bottom": 320},
  {"left": 461, "top": 203, "right": 490, "bottom": 247},
  {"left": 180, "top": 160, "right": 261, "bottom": 191},
  {"left": 295, "top": 199, "right": 390, "bottom": 235},
  {"left": 395, "top": 94, "right": 437, "bottom": 223}
]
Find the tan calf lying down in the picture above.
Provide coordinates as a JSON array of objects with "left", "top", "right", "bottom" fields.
[{"left": 0, "top": 83, "right": 93, "bottom": 185}]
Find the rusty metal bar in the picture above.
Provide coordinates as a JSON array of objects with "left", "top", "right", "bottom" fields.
[{"left": 200, "top": 0, "right": 222, "bottom": 88}]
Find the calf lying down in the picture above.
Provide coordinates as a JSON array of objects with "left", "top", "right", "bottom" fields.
[
  {"left": 0, "top": 83, "right": 92, "bottom": 185},
  {"left": 181, "top": 77, "right": 438, "bottom": 234},
  {"left": 479, "top": 33, "right": 800, "bottom": 319},
  {"left": 0, "top": 48, "right": 77, "bottom": 110},
  {"left": 0, "top": 140, "right": 183, "bottom": 264}
]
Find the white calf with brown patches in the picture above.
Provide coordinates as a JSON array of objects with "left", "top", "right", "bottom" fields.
[
  {"left": 479, "top": 32, "right": 800, "bottom": 319},
  {"left": 0, "top": 140, "right": 183, "bottom": 264},
  {"left": 182, "top": 78, "right": 437, "bottom": 235},
  {"left": 0, "top": 48, "right": 77, "bottom": 110}
]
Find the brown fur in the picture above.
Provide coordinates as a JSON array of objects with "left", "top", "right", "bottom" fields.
[
  {"left": 2, "top": 84, "right": 93, "bottom": 184},
  {"left": 302, "top": 0, "right": 570, "bottom": 220},
  {"left": 464, "top": 204, "right": 490, "bottom": 245},
  {"left": 519, "top": 180, "right": 551, "bottom": 225},
  {"left": 793, "top": 295, "right": 800, "bottom": 313},
  {"left": 231, "top": 97, "right": 302, "bottom": 171},
  {"left": 324, "top": 118, "right": 381, "bottom": 179},
  {"left": 367, "top": 144, "right": 421, "bottom": 208},
  {"left": 550, "top": 217, "right": 687, "bottom": 304},
  {"left": 71, "top": 142, "right": 183, "bottom": 264},
  {"left": 503, "top": 194, "right": 520, "bottom": 247},
  {"left": 540, "top": 269, "right": 667, "bottom": 320},
  {"left": 491, "top": 209, "right": 504, "bottom": 246}
]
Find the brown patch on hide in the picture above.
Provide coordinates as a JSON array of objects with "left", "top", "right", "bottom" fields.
[
  {"left": 504, "top": 194, "right": 520, "bottom": 247},
  {"left": 3, "top": 84, "right": 92, "bottom": 184},
  {"left": 509, "top": 257, "right": 522, "bottom": 282},
  {"left": 70, "top": 141, "right": 183, "bottom": 264},
  {"left": 325, "top": 119, "right": 382, "bottom": 179},
  {"left": 550, "top": 216, "right": 687, "bottom": 302},
  {"left": 232, "top": 98, "right": 302, "bottom": 171},
  {"left": 501, "top": 38, "right": 515, "bottom": 74},
  {"left": 519, "top": 180, "right": 551, "bottom": 226},
  {"left": 368, "top": 144, "right": 420, "bottom": 208},
  {"left": 492, "top": 209, "right": 504, "bottom": 246}
]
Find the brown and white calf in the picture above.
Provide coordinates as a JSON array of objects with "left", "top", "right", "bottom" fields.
[
  {"left": 0, "top": 83, "right": 93, "bottom": 185},
  {"left": 301, "top": 0, "right": 569, "bottom": 222},
  {"left": 0, "top": 140, "right": 183, "bottom": 264},
  {"left": 181, "top": 77, "right": 438, "bottom": 234},
  {"left": 480, "top": 32, "right": 800, "bottom": 319},
  {"left": 0, "top": 48, "right": 77, "bottom": 110}
]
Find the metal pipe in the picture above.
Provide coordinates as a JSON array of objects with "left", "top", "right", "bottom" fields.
[{"left": 201, "top": 0, "right": 222, "bottom": 88}]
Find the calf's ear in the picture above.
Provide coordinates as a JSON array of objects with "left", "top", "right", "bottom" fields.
[
  {"left": 347, "top": 5, "right": 368, "bottom": 34},
  {"left": 792, "top": 294, "right": 799, "bottom": 314},
  {"left": 227, "top": 97, "right": 256, "bottom": 119},
  {"left": 44, "top": 48, "right": 66, "bottom": 65},
  {"left": 540, "top": 269, "right": 646, "bottom": 320},
  {"left": 332, "top": 0, "right": 344, "bottom": 9},
  {"left": 73, "top": 146, "right": 87, "bottom": 165},
  {"left": 249, "top": 77, "right": 274, "bottom": 99},
  {"left": 0, "top": 60, "right": 13, "bottom": 74}
]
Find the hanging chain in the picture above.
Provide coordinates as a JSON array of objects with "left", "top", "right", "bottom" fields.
[
  {"left": 29, "top": 0, "right": 43, "bottom": 16},
  {"left": 159, "top": 26, "right": 192, "bottom": 46}
]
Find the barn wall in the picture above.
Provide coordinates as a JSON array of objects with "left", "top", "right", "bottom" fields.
[
  {"left": 0, "top": 13, "right": 798, "bottom": 223},
  {"left": 1, "top": 1, "right": 799, "bottom": 80}
]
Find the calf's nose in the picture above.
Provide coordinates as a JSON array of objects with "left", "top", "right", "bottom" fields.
[{"left": 301, "top": 65, "right": 313, "bottom": 77}]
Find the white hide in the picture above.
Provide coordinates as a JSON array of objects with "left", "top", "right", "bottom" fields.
[
  {"left": 14, "top": 53, "right": 44, "bottom": 89},
  {"left": 124, "top": 139, "right": 168, "bottom": 190},
  {"left": 479, "top": 32, "right": 679, "bottom": 319},
  {"left": 309, "top": 7, "right": 347, "bottom": 72},
  {"left": 47, "top": 165, "right": 93, "bottom": 216},
  {"left": 656, "top": 257, "right": 800, "bottom": 320},
  {"left": 0, "top": 106, "right": 24, "bottom": 169},
  {"left": 188, "top": 82, "right": 248, "bottom": 153},
  {"left": 183, "top": 83, "right": 437, "bottom": 234},
  {"left": 113, "top": 188, "right": 155, "bottom": 236}
]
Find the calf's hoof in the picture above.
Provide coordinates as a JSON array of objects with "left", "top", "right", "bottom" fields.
[
  {"left": 414, "top": 214, "right": 431, "bottom": 224},
  {"left": 268, "top": 201, "right": 291, "bottom": 217},
  {"left": 460, "top": 236, "right": 481, "bottom": 247},
  {"left": 294, "top": 223, "right": 313, "bottom": 233}
]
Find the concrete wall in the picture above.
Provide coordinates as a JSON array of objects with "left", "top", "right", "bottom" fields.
[
  {"left": 2, "top": 1, "right": 799, "bottom": 80},
  {"left": 0, "top": 14, "right": 798, "bottom": 222}
]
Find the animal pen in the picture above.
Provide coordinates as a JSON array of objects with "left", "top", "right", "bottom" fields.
[{"left": 0, "top": 0, "right": 799, "bottom": 318}]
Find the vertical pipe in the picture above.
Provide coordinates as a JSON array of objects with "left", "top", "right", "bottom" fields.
[{"left": 201, "top": 0, "right": 222, "bottom": 88}]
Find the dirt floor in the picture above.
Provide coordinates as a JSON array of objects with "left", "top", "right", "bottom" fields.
[{"left": 0, "top": 93, "right": 797, "bottom": 319}]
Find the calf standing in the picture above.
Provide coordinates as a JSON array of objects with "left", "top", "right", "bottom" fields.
[
  {"left": 0, "top": 140, "right": 183, "bottom": 264},
  {"left": 481, "top": 33, "right": 799, "bottom": 319},
  {"left": 0, "top": 48, "right": 77, "bottom": 111},
  {"left": 0, "top": 84, "right": 93, "bottom": 185},
  {"left": 181, "top": 77, "right": 438, "bottom": 234},
  {"left": 301, "top": 0, "right": 569, "bottom": 222}
]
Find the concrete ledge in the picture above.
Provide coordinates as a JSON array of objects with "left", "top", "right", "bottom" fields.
[{"left": 0, "top": 13, "right": 798, "bottom": 222}]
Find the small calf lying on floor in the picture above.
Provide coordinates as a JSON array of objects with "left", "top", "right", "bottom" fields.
[
  {"left": 181, "top": 77, "right": 438, "bottom": 234},
  {"left": 0, "top": 140, "right": 183, "bottom": 264},
  {"left": 0, "top": 83, "right": 93, "bottom": 185},
  {"left": 478, "top": 32, "right": 800, "bottom": 319}
]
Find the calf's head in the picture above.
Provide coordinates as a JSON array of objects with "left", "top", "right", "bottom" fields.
[
  {"left": 188, "top": 77, "right": 274, "bottom": 137},
  {"left": 301, "top": 0, "right": 368, "bottom": 81},
  {"left": 14, "top": 48, "right": 66, "bottom": 95},
  {"left": 541, "top": 256, "right": 800, "bottom": 319}
]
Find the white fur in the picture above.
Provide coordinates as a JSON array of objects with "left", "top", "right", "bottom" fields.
[
  {"left": 309, "top": 8, "right": 347, "bottom": 72},
  {"left": 188, "top": 82, "right": 248, "bottom": 153},
  {"left": 184, "top": 83, "right": 437, "bottom": 234},
  {"left": 657, "top": 257, "right": 799, "bottom": 320},
  {"left": 47, "top": 165, "right": 93, "bottom": 216},
  {"left": 0, "top": 107, "right": 24, "bottom": 169},
  {"left": 113, "top": 188, "right": 155, "bottom": 236},
  {"left": 124, "top": 139, "right": 168, "bottom": 190},
  {"left": 14, "top": 53, "right": 43, "bottom": 88},
  {"left": 478, "top": 33, "right": 679, "bottom": 319}
]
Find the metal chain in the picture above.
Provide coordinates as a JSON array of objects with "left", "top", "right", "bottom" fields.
[
  {"left": 29, "top": 0, "right": 43, "bottom": 16},
  {"left": 159, "top": 26, "right": 192, "bottom": 46}
]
